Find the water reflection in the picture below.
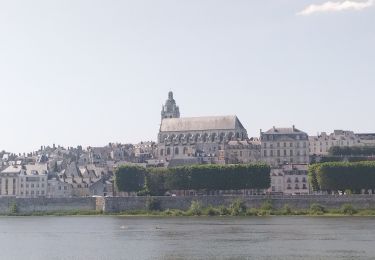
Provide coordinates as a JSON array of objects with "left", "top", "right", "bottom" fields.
[{"left": 0, "top": 216, "right": 374, "bottom": 259}]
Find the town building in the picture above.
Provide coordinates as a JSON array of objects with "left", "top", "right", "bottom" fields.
[
  {"left": 269, "top": 164, "right": 309, "bottom": 195},
  {"left": 47, "top": 177, "right": 73, "bottom": 198},
  {"left": 218, "top": 138, "right": 261, "bottom": 164},
  {"left": 309, "top": 130, "right": 360, "bottom": 155},
  {"left": 261, "top": 126, "right": 309, "bottom": 166},
  {"left": 0, "top": 164, "right": 48, "bottom": 198}
]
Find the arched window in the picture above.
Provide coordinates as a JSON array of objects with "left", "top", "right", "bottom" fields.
[
  {"left": 167, "top": 148, "right": 171, "bottom": 155},
  {"left": 174, "top": 147, "right": 179, "bottom": 155}
]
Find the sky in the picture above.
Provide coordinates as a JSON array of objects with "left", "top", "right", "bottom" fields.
[{"left": 0, "top": 0, "right": 374, "bottom": 153}]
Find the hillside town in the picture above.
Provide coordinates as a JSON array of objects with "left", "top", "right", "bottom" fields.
[{"left": 1, "top": 91, "right": 375, "bottom": 198}]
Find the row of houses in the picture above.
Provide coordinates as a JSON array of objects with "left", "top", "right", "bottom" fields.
[{"left": 0, "top": 162, "right": 113, "bottom": 198}]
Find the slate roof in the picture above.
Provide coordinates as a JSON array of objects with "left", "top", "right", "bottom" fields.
[
  {"left": 263, "top": 127, "right": 306, "bottom": 135},
  {"left": 160, "top": 115, "right": 245, "bottom": 132}
]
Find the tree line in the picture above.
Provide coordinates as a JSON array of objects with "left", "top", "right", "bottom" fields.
[
  {"left": 308, "top": 161, "right": 375, "bottom": 193},
  {"left": 115, "top": 164, "right": 271, "bottom": 196}
]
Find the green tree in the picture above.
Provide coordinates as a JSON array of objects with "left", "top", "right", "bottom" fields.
[{"left": 115, "top": 165, "right": 146, "bottom": 192}]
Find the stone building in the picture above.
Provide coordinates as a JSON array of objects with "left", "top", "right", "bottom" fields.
[
  {"left": 269, "top": 164, "right": 309, "bottom": 195},
  {"left": 261, "top": 126, "right": 309, "bottom": 166},
  {"left": 0, "top": 164, "right": 48, "bottom": 198},
  {"left": 158, "top": 116, "right": 248, "bottom": 162},
  {"left": 309, "top": 130, "right": 360, "bottom": 155},
  {"left": 157, "top": 92, "right": 248, "bottom": 163},
  {"left": 0, "top": 165, "right": 20, "bottom": 196},
  {"left": 219, "top": 138, "right": 261, "bottom": 164}
]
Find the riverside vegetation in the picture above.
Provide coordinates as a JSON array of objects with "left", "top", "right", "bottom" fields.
[
  {"left": 108, "top": 198, "right": 375, "bottom": 217},
  {"left": 4, "top": 199, "right": 375, "bottom": 217}
]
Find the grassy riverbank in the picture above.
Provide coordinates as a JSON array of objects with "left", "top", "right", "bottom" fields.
[{"left": 4, "top": 200, "right": 375, "bottom": 217}]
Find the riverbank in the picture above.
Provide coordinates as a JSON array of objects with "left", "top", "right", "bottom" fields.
[
  {"left": 2, "top": 195, "right": 375, "bottom": 216},
  {"left": 4, "top": 202, "right": 375, "bottom": 217}
]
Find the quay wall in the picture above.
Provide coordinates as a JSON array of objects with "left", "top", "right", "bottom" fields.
[
  {"left": 102, "top": 195, "right": 375, "bottom": 213},
  {"left": 2, "top": 196, "right": 375, "bottom": 214},
  {"left": 0, "top": 197, "right": 96, "bottom": 214}
]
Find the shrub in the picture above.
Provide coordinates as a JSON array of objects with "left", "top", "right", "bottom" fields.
[
  {"left": 188, "top": 201, "right": 202, "bottom": 216},
  {"left": 282, "top": 204, "right": 292, "bottom": 215},
  {"left": 310, "top": 203, "right": 326, "bottom": 215},
  {"left": 145, "top": 198, "right": 162, "bottom": 211},
  {"left": 229, "top": 199, "right": 247, "bottom": 216},
  {"left": 218, "top": 206, "right": 230, "bottom": 216},
  {"left": 340, "top": 204, "right": 357, "bottom": 215},
  {"left": 205, "top": 206, "right": 220, "bottom": 216},
  {"left": 260, "top": 201, "right": 273, "bottom": 211},
  {"left": 246, "top": 208, "right": 259, "bottom": 216}
]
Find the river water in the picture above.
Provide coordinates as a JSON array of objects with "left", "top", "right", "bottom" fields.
[{"left": 0, "top": 216, "right": 374, "bottom": 259}]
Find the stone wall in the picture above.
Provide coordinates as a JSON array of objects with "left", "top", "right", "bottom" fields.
[
  {"left": 1, "top": 195, "right": 375, "bottom": 214},
  {"left": 0, "top": 197, "right": 96, "bottom": 214},
  {"left": 101, "top": 195, "right": 375, "bottom": 213}
]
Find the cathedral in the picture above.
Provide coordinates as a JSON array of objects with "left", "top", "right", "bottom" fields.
[{"left": 157, "top": 92, "right": 248, "bottom": 163}]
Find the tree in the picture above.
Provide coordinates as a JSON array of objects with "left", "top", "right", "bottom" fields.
[{"left": 115, "top": 165, "right": 146, "bottom": 192}]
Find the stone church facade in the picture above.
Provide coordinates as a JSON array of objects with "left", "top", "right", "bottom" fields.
[{"left": 157, "top": 92, "right": 248, "bottom": 163}]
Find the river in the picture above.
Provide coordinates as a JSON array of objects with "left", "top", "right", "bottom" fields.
[{"left": 0, "top": 216, "right": 374, "bottom": 259}]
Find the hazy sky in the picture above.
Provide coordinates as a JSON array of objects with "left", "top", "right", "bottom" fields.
[{"left": 1, "top": 0, "right": 374, "bottom": 153}]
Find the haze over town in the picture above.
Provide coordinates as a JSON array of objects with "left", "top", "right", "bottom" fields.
[{"left": 0, "top": 0, "right": 374, "bottom": 153}]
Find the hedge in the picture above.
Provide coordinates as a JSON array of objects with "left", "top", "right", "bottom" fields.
[
  {"left": 308, "top": 161, "right": 375, "bottom": 192},
  {"left": 329, "top": 146, "right": 375, "bottom": 156},
  {"left": 115, "top": 164, "right": 271, "bottom": 195}
]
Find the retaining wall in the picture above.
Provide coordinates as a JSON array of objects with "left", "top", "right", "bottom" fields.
[
  {"left": 2, "top": 196, "right": 375, "bottom": 214},
  {"left": 101, "top": 195, "right": 375, "bottom": 213},
  {"left": 0, "top": 197, "right": 96, "bottom": 214}
]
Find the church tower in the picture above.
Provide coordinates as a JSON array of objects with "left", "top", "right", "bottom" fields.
[{"left": 161, "top": 91, "right": 180, "bottom": 120}]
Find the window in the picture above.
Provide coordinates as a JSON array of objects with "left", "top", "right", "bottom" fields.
[
  {"left": 277, "top": 150, "right": 280, "bottom": 156},
  {"left": 160, "top": 149, "right": 164, "bottom": 156},
  {"left": 290, "top": 150, "right": 293, "bottom": 156},
  {"left": 166, "top": 148, "right": 171, "bottom": 155},
  {"left": 64, "top": 186, "right": 67, "bottom": 190},
  {"left": 174, "top": 147, "right": 179, "bottom": 155}
]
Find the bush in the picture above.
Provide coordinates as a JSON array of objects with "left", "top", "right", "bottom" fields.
[
  {"left": 229, "top": 199, "right": 247, "bottom": 216},
  {"left": 340, "top": 204, "right": 357, "bottom": 215},
  {"left": 145, "top": 198, "right": 162, "bottom": 211},
  {"left": 205, "top": 206, "right": 220, "bottom": 216},
  {"left": 218, "top": 206, "right": 230, "bottom": 216},
  {"left": 260, "top": 201, "right": 273, "bottom": 211},
  {"left": 246, "top": 208, "right": 259, "bottom": 216},
  {"left": 188, "top": 201, "right": 202, "bottom": 216},
  {"left": 310, "top": 203, "right": 326, "bottom": 215},
  {"left": 282, "top": 204, "right": 292, "bottom": 215}
]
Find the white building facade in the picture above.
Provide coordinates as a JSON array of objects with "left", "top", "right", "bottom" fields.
[{"left": 261, "top": 126, "right": 309, "bottom": 167}]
